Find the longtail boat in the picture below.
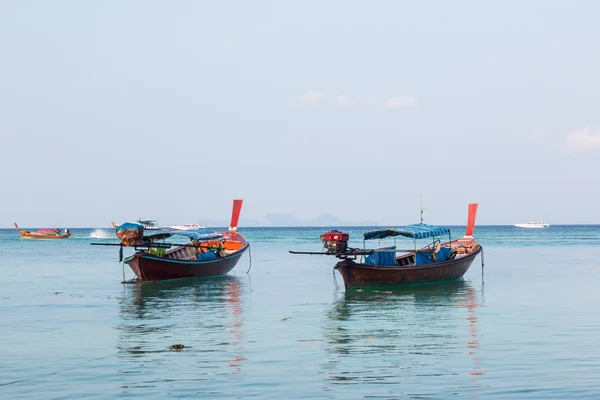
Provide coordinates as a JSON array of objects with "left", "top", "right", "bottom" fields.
[
  {"left": 94, "top": 200, "right": 249, "bottom": 282},
  {"left": 290, "top": 203, "right": 483, "bottom": 288},
  {"left": 14, "top": 223, "right": 71, "bottom": 239}
]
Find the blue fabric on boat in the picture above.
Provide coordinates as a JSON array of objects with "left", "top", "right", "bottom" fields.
[
  {"left": 436, "top": 247, "right": 451, "bottom": 262},
  {"left": 415, "top": 247, "right": 452, "bottom": 265},
  {"left": 116, "top": 222, "right": 144, "bottom": 231},
  {"left": 144, "top": 228, "right": 223, "bottom": 241},
  {"left": 196, "top": 251, "right": 217, "bottom": 260},
  {"left": 363, "top": 224, "right": 450, "bottom": 240},
  {"left": 365, "top": 246, "right": 397, "bottom": 266},
  {"left": 415, "top": 252, "right": 434, "bottom": 265}
]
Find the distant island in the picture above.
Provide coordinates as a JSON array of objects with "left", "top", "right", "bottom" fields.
[{"left": 199, "top": 213, "right": 379, "bottom": 227}]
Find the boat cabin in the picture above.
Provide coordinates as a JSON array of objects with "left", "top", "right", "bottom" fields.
[
  {"left": 137, "top": 218, "right": 159, "bottom": 230},
  {"left": 362, "top": 224, "right": 456, "bottom": 267}
]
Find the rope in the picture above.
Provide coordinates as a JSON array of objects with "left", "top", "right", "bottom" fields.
[
  {"left": 0, "top": 357, "right": 106, "bottom": 387},
  {"left": 246, "top": 243, "right": 252, "bottom": 274},
  {"left": 481, "top": 247, "right": 485, "bottom": 268},
  {"left": 332, "top": 268, "right": 339, "bottom": 290}
]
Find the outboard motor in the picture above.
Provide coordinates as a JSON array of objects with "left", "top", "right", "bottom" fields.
[{"left": 320, "top": 230, "right": 349, "bottom": 254}]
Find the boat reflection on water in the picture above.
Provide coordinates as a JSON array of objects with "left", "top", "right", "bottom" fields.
[
  {"left": 322, "top": 280, "right": 485, "bottom": 393},
  {"left": 116, "top": 275, "right": 248, "bottom": 385}
]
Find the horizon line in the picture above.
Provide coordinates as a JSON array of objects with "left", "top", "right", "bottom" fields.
[{"left": 2, "top": 223, "right": 599, "bottom": 229}]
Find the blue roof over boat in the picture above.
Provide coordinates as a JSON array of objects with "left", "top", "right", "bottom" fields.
[
  {"left": 144, "top": 228, "right": 223, "bottom": 241},
  {"left": 363, "top": 224, "right": 450, "bottom": 240},
  {"left": 115, "top": 222, "right": 222, "bottom": 241}
]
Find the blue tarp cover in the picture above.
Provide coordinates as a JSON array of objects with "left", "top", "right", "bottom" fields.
[
  {"left": 197, "top": 251, "right": 218, "bottom": 260},
  {"left": 415, "top": 247, "right": 452, "bottom": 265},
  {"left": 365, "top": 246, "right": 397, "bottom": 266},
  {"left": 115, "top": 223, "right": 223, "bottom": 241},
  {"left": 144, "top": 228, "right": 223, "bottom": 241},
  {"left": 363, "top": 223, "right": 450, "bottom": 240},
  {"left": 115, "top": 222, "right": 144, "bottom": 231}
]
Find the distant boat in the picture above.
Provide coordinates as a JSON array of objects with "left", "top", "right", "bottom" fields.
[
  {"left": 514, "top": 221, "right": 550, "bottom": 228},
  {"left": 136, "top": 218, "right": 159, "bottom": 230},
  {"left": 14, "top": 223, "right": 71, "bottom": 239},
  {"left": 170, "top": 223, "right": 205, "bottom": 230},
  {"left": 111, "top": 218, "right": 160, "bottom": 230}
]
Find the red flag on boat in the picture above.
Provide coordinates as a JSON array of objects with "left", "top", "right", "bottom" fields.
[
  {"left": 229, "top": 200, "right": 243, "bottom": 232},
  {"left": 465, "top": 203, "right": 478, "bottom": 237}
]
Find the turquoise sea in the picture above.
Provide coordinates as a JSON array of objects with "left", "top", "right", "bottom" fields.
[{"left": 1, "top": 225, "right": 600, "bottom": 399}]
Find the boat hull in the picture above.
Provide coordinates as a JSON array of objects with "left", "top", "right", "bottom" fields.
[
  {"left": 125, "top": 244, "right": 248, "bottom": 282},
  {"left": 513, "top": 224, "right": 549, "bottom": 228},
  {"left": 334, "top": 246, "right": 482, "bottom": 287},
  {"left": 17, "top": 231, "right": 71, "bottom": 239}
]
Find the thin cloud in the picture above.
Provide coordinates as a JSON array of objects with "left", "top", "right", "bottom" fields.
[
  {"left": 334, "top": 95, "right": 371, "bottom": 107},
  {"left": 563, "top": 126, "right": 600, "bottom": 152},
  {"left": 385, "top": 96, "right": 417, "bottom": 108},
  {"left": 298, "top": 91, "right": 325, "bottom": 107},
  {"left": 298, "top": 92, "right": 418, "bottom": 109}
]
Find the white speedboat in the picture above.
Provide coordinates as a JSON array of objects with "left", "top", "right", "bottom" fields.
[
  {"left": 513, "top": 221, "right": 550, "bottom": 228},
  {"left": 169, "top": 223, "right": 205, "bottom": 230},
  {"left": 137, "top": 218, "right": 160, "bottom": 230},
  {"left": 111, "top": 219, "right": 160, "bottom": 230}
]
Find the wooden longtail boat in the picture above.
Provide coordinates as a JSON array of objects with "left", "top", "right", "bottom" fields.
[
  {"left": 290, "top": 204, "right": 483, "bottom": 288},
  {"left": 95, "top": 200, "right": 248, "bottom": 282},
  {"left": 14, "top": 223, "right": 71, "bottom": 239}
]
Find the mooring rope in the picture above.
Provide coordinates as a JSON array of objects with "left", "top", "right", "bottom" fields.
[
  {"left": 332, "top": 268, "right": 339, "bottom": 291},
  {"left": 246, "top": 243, "right": 252, "bottom": 274},
  {"left": 0, "top": 357, "right": 106, "bottom": 387},
  {"left": 481, "top": 247, "right": 485, "bottom": 268}
]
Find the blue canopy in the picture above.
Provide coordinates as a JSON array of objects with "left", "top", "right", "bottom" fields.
[
  {"left": 363, "top": 223, "right": 450, "bottom": 240},
  {"left": 144, "top": 228, "right": 223, "bottom": 241},
  {"left": 115, "top": 222, "right": 144, "bottom": 231},
  {"left": 114, "top": 222, "right": 223, "bottom": 241}
]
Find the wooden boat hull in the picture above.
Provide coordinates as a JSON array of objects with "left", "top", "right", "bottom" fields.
[
  {"left": 334, "top": 246, "right": 482, "bottom": 287},
  {"left": 124, "top": 239, "right": 248, "bottom": 282},
  {"left": 14, "top": 223, "right": 71, "bottom": 239},
  {"left": 17, "top": 230, "right": 71, "bottom": 239}
]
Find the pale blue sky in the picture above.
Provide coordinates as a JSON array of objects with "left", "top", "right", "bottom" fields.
[{"left": 1, "top": 1, "right": 599, "bottom": 227}]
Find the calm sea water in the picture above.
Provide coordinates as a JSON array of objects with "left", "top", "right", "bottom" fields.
[{"left": 1, "top": 225, "right": 600, "bottom": 399}]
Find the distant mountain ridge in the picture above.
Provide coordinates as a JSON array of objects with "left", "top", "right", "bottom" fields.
[{"left": 199, "top": 213, "right": 379, "bottom": 227}]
